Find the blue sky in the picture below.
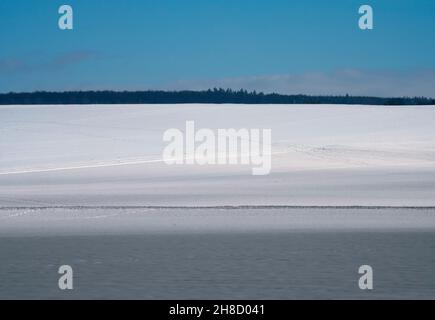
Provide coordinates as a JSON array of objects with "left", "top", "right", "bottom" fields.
[{"left": 1, "top": 0, "right": 434, "bottom": 97}]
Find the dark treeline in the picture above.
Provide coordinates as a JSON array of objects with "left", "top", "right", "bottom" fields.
[{"left": 0, "top": 89, "right": 434, "bottom": 105}]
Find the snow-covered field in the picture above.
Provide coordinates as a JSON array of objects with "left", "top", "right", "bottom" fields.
[
  {"left": 1, "top": 104, "right": 435, "bottom": 209},
  {"left": 2, "top": 104, "right": 435, "bottom": 299}
]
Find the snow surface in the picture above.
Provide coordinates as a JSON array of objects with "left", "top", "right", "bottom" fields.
[
  {"left": 1, "top": 207, "right": 435, "bottom": 236},
  {"left": 1, "top": 104, "right": 435, "bottom": 208}
]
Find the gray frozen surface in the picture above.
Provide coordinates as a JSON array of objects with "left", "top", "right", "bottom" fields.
[{"left": 1, "top": 229, "right": 435, "bottom": 299}]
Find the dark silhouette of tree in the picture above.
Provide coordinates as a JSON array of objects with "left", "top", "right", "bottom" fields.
[{"left": 0, "top": 89, "right": 433, "bottom": 105}]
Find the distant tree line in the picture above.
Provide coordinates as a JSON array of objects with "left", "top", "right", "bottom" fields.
[{"left": 0, "top": 89, "right": 434, "bottom": 105}]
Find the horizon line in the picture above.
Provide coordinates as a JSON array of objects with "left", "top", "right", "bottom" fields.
[{"left": 1, "top": 88, "right": 434, "bottom": 100}]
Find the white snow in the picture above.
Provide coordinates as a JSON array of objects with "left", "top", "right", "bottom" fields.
[{"left": 1, "top": 104, "right": 435, "bottom": 207}]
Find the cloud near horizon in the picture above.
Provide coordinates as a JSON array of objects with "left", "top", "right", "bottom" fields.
[
  {"left": 162, "top": 69, "right": 435, "bottom": 98},
  {"left": 2, "top": 62, "right": 435, "bottom": 99}
]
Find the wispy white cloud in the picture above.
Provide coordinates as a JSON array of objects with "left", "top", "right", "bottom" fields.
[{"left": 0, "top": 51, "right": 97, "bottom": 75}]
